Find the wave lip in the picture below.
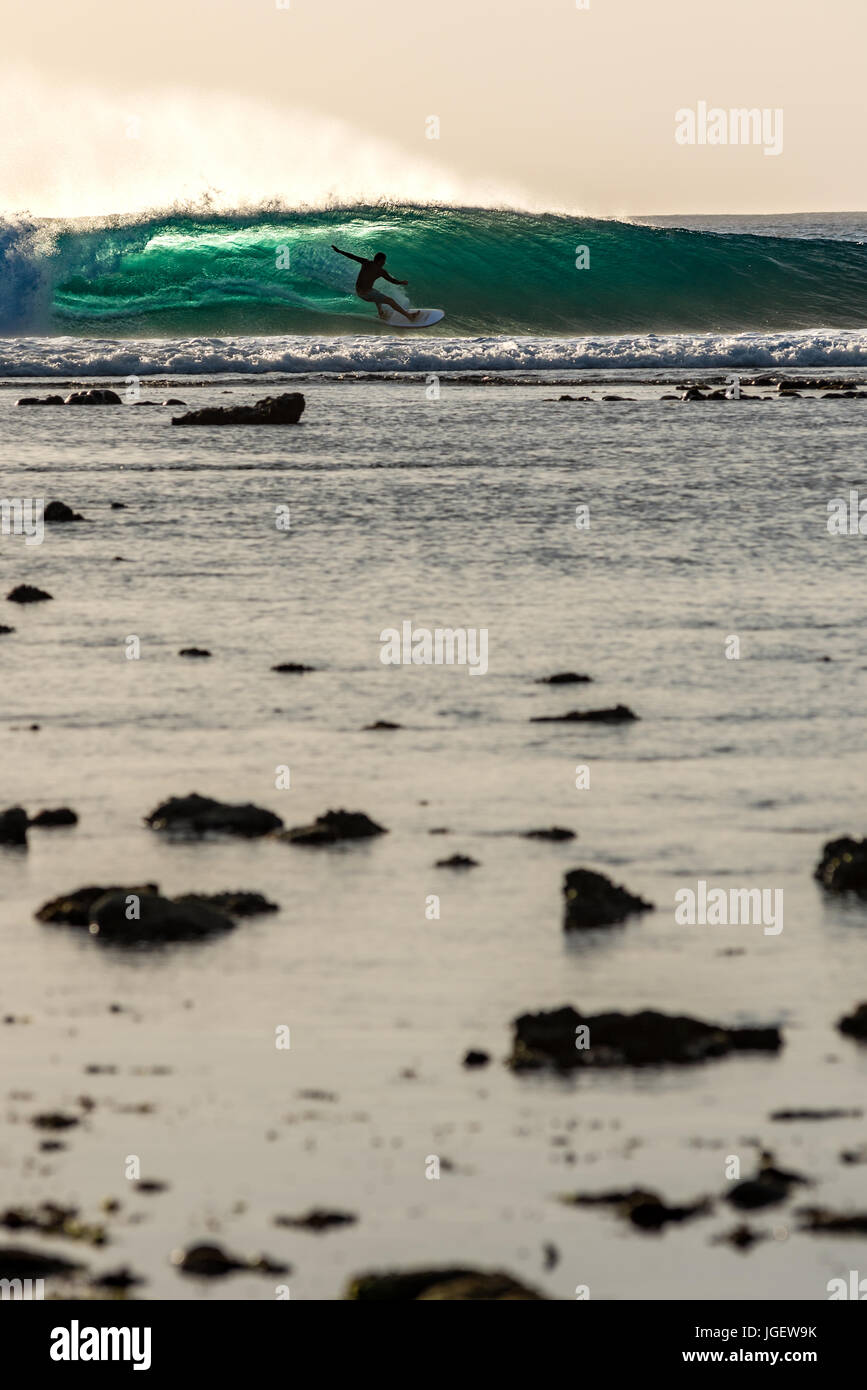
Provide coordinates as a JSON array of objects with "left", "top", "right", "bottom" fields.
[
  {"left": 2, "top": 330, "right": 867, "bottom": 377},
  {"left": 1, "top": 205, "right": 866, "bottom": 339}
]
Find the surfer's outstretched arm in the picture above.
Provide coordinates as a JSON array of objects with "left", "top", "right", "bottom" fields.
[
  {"left": 382, "top": 271, "right": 408, "bottom": 285},
  {"left": 331, "top": 244, "right": 364, "bottom": 263}
]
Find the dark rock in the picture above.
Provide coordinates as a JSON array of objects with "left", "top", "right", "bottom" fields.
[
  {"left": 172, "top": 1242, "right": 288, "bottom": 1276},
  {"left": 345, "top": 1267, "right": 544, "bottom": 1300},
  {"left": 16, "top": 395, "right": 65, "bottom": 405},
  {"left": 0, "top": 807, "right": 29, "bottom": 845},
  {"left": 0, "top": 625, "right": 15, "bottom": 634},
  {"left": 65, "top": 389, "right": 122, "bottom": 405},
  {"left": 563, "top": 867, "right": 653, "bottom": 929},
  {"left": 145, "top": 793, "right": 283, "bottom": 838},
  {"left": 815, "top": 836, "right": 867, "bottom": 895},
  {"left": 681, "top": 387, "right": 706, "bottom": 401},
  {"left": 171, "top": 1243, "right": 244, "bottom": 1276},
  {"left": 535, "top": 672, "right": 592, "bottom": 685},
  {"left": 135, "top": 1180, "right": 168, "bottom": 1194},
  {"left": 727, "top": 1170, "right": 802, "bottom": 1211},
  {"left": 561, "top": 1187, "right": 711, "bottom": 1231},
  {"left": 712, "top": 1224, "right": 767, "bottom": 1250},
  {"left": 435, "top": 854, "right": 479, "bottom": 868},
  {"left": 273, "top": 1208, "right": 357, "bottom": 1233},
  {"left": 0, "top": 1247, "right": 82, "bottom": 1278},
  {"left": 531, "top": 704, "right": 637, "bottom": 724},
  {"left": 278, "top": 808, "right": 386, "bottom": 845},
  {"left": 524, "top": 827, "right": 575, "bottom": 842},
  {"left": 1, "top": 1202, "right": 105, "bottom": 1245},
  {"left": 271, "top": 662, "right": 314, "bottom": 673},
  {"left": 463, "top": 1049, "right": 491, "bottom": 1068},
  {"left": 509, "top": 1005, "right": 782, "bottom": 1071},
  {"left": 840, "top": 1146, "right": 867, "bottom": 1165},
  {"left": 162, "top": 399, "right": 187, "bottom": 406},
  {"left": 44, "top": 500, "right": 85, "bottom": 522},
  {"left": 770, "top": 1107, "right": 862, "bottom": 1122},
  {"left": 31, "top": 1112, "right": 80, "bottom": 1131},
  {"left": 88, "top": 891, "right": 236, "bottom": 943},
  {"left": 174, "top": 891, "right": 278, "bottom": 918},
  {"left": 110, "top": 502, "right": 126, "bottom": 509},
  {"left": 6, "top": 584, "right": 53, "bottom": 603},
  {"left": 602, "top": 394, "right": 634, "bottom": 402},
  {"left": 363, "top": 719, "right": 402, "bottom": 730},
  {"left": 29, "top": 807, "right": 78, "bottom": 827},
  {"left": 837, "top": 1002, "right": 867, "bottom": 1041},
  {"left": 796, "top": 1207, "right": 867, "bottom": 1235},
  {"left": 172, "top": 392, "right": 305, "bottom": 426},
  {"left": 178, "top": 647, "right": 211, "bottom": 657},
  {"left": 90, "top": 1266, "right": 144, "bottom": 1289},
  {"left": 36, "top": 883, "right": 159, "bottom": 926}
]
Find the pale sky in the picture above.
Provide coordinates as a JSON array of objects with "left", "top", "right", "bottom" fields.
[{"left": 2, "top": 0, "right": 865, "bottom": 217}]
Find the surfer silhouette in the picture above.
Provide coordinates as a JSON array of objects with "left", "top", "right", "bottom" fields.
[{"left": 331, "top": 245, "right": 420, "bottom": 322}]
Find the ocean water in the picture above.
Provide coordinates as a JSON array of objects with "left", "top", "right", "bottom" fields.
[
  {"left": 1, "top": 205, "right": 866, "bottom": 1301},
  {"left": 2, "top": 370, "right": 867, "bottom": 1301}
]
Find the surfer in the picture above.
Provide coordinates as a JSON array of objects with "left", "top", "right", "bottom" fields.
[{"left": 331, "top": 245, "right": 420, "bottom": 322}]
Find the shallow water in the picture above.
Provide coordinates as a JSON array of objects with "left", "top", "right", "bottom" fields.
[{"left": 1, "top": 376, "right": 866, "bottom": 1299}]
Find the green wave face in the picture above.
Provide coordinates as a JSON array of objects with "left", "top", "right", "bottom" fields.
[{"left": 22, "top": 205, "right": 867, "bottom": 335}]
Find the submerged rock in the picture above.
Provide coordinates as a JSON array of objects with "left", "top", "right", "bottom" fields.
[
  {"left": 712, "top": 1224, "right": 768, "bottom": 1250},
  {"left": 145, "top": 793, "right": 283, "bottom": 838},
  {"left": 0, "top": 625, "right": 14, "bottom": 635},
  {"left": 770, "top": 1107, "right": 862, "bottom": 1122},
  {"left": 44, "top": 500, "right": 85, "bottom": 522},
  {"left": 29, "top": 807, "right": 78, "bottom": 827},
  {"left": 727, "top": 1160, "right": 809, "bottom": 1210},
  {"left": 796, "top": 1207, "right": 867, "bottom": 1235},
  {"left": 174, "top": 891, "right": 278, "bottom": 918},
  {"left": 65, "top": 389, "right": 122, "bottom": 404},
  {"left": 274, "top": 1208, "right": 357, "bottom": 1233},
  {"left": 345, "top": 1267, "right": 545, "bottom": 1300},
  {"left": 16, "top": 394, "right": 65, "bottom": 405},
  {"left": 837, "top": 1002, "right": 867, "bottom": 1040},
  {"left": 172, "top": 393, "right": 305, "bottom": 426},
  {"left": 560, "top": 1187, "right": 711, "bottom": 1231},
  {"left": 36, "top": 884, "right": 159, "bottom": 926},
  {"left": 535, "top": 672, "right": 592, "bottom": 685},
  {"left": 435, "top": 854, "right": 479, "bottom": 868},
  {"left": 178, "top": 647, "right": 211, "bottom": 657},
  {"left": 0, "top": 807, "right": 28, "bottom": 845},
  {"left": 1, "top": 1202, "right": 106, "bottom": 1245},
  {"left": 277, "top": 809, "right": 386, "bottom": 845},
  {"left": 90, "top": 1266, "right": 144, "bottom": 1289},
  {"left": 509, "top": 1005, "right": 782, "bottom": 1071},
  {"left": 363, "top": 719, "right": 402, "bottom": 730},
  {"left": 6, "top": 584, "right": 53, "bottom": 603},
  {"left": 531, "top": 704, "right": 637, "bottom": 724},
  {"left": 524, "top": 827, "right": 576, "bottom": 841},
  {"left": 172, "top": 1242, "right": 289, "bottom": 1276},
  {"left": 563, "top": 867, "right": 653, "bottom": 929},
  {"left": 88, "top": 891, "right": 235, "bottom": 943},
  {"left": 463, "top": 1049, "right": 491, "bottom": 1068},
  {"left": 0, "top": 1246, "right": 82, "bottom": 1278},
  {"left": 271, "top": 661, "right": 315, "bottom": 673},
  {"left": 815, "top": 836, "right": 867, "bottom": 895}
]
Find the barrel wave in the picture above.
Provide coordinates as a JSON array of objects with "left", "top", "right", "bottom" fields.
[{"left": 2, "top": 204, "right": 866, "bottom": 337}]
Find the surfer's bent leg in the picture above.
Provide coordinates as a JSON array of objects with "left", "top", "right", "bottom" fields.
[{"left": 382, "top": 296, "right": 418, "bottom": 322}]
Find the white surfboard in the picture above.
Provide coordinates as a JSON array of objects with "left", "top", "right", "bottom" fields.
[{"left": 378, "top": 306, "right": 444, "bottom": 328}]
